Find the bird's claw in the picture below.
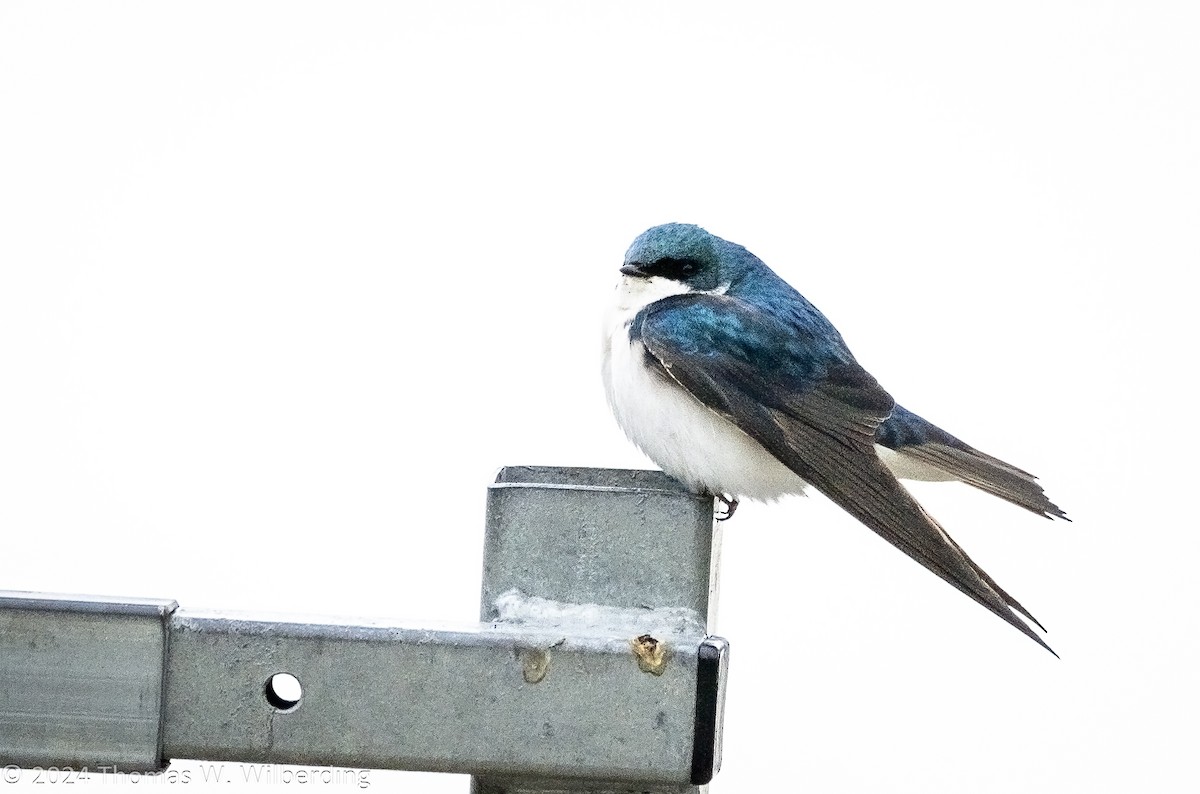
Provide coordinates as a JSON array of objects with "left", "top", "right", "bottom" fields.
[{"left": 714, "top": 494, "right": 739, "bottom": 521}]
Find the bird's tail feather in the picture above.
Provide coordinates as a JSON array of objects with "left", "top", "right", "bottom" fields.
[{"left": 895, "top": 443, "right": 1068, "bottom": 520}]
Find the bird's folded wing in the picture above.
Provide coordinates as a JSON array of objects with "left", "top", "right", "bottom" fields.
[{"left": 635, "top": 293, "right": 1053, "bottom": 653}]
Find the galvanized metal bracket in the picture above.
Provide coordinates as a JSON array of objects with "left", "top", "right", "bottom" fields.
[
  {"left": 473, "top": 467, "right": 727, "bottom": 793},
  {"left": 1, "top": 467, "right": 728, "bottom": 791}
]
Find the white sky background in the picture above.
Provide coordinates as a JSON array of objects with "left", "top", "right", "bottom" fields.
[{"left": 2, "top": 2, "right": 1197, "bottom": 791}]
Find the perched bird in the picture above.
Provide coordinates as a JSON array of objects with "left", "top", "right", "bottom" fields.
[{"left": 602, "top": 223, "right": 1067, "bottom": 654}]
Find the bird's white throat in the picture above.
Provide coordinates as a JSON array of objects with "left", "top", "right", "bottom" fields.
[{"left": 607, "top": 274, "right": 729, "bottom": 322}]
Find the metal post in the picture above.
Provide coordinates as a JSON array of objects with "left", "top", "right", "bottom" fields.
[{"left": 472, "top": 467, "right": 727, "bottom": 793}]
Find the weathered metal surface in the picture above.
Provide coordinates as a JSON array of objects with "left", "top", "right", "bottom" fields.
[
  {"left": 0, "top": 592, "right": 175, "bottom": 771},
  {"left": 482, "top": 466, "right": 719, "bottom": 624}
]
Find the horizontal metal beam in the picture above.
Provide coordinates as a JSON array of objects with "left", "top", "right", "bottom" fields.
[
  {"left": 165, "top": 607, "right": 727, "bottom": 784},
  {"left": 1, "top": 594, "right": 725, "bottom": 785}
]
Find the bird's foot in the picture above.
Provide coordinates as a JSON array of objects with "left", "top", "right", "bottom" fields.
[{"left": 714, "top": 494, "right": 739, "bottom": 521}]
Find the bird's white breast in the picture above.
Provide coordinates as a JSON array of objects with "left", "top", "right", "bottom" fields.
[{"left": 601, "top": 276, "right": 810, "bottom": 501}]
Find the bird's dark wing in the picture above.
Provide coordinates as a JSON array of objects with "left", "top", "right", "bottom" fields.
[
  {"left": 877, "top": 405, "right": 1068, "bottom": 520},
  {"left": 634, "top": 293, "right": 1054, "bottom": 654}
]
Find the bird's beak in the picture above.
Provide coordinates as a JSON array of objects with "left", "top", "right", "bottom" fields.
[{"left": 620, "top": 263, "right": 647, "bottom": 277}]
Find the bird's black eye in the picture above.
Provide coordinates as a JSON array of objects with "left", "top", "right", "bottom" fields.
[{"left": 647, "top": 257, "right": 701, "bottom": 281}]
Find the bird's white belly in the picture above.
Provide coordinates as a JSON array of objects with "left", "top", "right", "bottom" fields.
[
  {"left": 602, "top": 276, "right": 809, "bottom": 501},
  {"left": 605, "top": 336, "right": 809, "bottom": 500}
]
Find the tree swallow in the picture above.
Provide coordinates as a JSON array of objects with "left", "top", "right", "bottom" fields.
[{"left": 602, "top": 223, "right": 1067, "bottom": 654}]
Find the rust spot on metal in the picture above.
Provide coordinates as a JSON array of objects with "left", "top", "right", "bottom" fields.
[
  {"left": 520, "top": 648, "right": 551, "bottom": 683},
  {"left": 631, "top": 633, "right": 668, "bottom": 676}
]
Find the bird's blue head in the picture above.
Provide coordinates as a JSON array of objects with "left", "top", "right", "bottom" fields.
[{"left": 621, "top": 223, "right": 774, "bottom": 294}]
